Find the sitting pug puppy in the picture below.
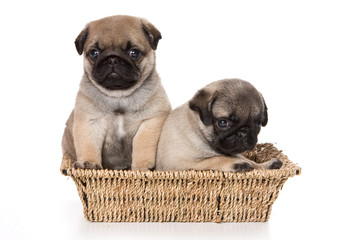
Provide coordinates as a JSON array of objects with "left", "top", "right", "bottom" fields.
[
  {"left": 62, "top": 15, "right": 171, "bottom": 170},
  {"left": 156, "top": 78, "right": 282, "bottom": 172}
]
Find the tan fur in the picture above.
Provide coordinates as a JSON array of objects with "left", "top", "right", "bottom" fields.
[
  {"left": 62, "top": 15, "right": 171, "bottom": 170},
  {"left": 191, "top": 155, "right": 247, "bottom": 171},
  {"left": 156, "top": 79, "right": 280, "bottom": 172},
  {"left": 132, "top": 114, "right": 169, "bottom": 170},
  {"left": 189, "top": 155, "right": 281, "bottom": 172},
  {"left": 156, "top": 104, "right": 218, "bottom": 171}
]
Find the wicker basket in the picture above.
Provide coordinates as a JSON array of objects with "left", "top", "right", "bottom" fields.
[{"left": 61, "top": 143, "right": 300, "bottom": 222}]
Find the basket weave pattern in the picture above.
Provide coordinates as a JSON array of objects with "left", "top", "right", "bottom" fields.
[{"left": 61, "top": 143, "right": 300, "bottom": 222}]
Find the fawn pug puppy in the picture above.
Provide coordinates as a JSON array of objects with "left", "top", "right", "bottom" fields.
[
  {"left": 156, "top": 79, "right": 282, "bottom": 172},
  {"left": 62, "top": 15, "right": 171, "bottom": 170}
]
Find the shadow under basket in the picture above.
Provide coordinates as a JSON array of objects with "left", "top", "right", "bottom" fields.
[{"left": 61, "top": 143, "right": 301, "bottom": 223}]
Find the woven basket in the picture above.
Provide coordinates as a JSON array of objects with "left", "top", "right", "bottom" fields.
[{"left": 61, "top": 143, "right": 300, "bottom": 222}]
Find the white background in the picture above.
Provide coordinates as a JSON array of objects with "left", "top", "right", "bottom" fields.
[{"left": 0, "top": 0, "right": 359, "bottom": 239}]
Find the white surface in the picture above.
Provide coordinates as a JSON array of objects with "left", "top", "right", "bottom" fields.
[{"left": 0, "top": 0, "right": 359, "bottom": 239}]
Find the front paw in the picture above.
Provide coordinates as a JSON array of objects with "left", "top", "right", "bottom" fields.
[
  {"left": 268, "top": 158, "right": 283, "bottom": 170},
  {"left": 131, "top": 163, "right": 155, "bottom": 171},
  {"left": 74, "top": 161, "right": 102, "bottom": 170},
  {"left": 131, "top": 158, "right": 155, "bottom": 171},
  {"left": 233, "top": 161, "right": 254, "bottom": 173}
]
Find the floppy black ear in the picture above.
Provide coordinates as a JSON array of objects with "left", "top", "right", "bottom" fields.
[
  {"left": 141, "top": 19, "right": 162, "bottom": 50},
  {"left": 75, "top": 27, "right": 89, "bottom": 55},
  {"left": 261, "top": 98, "right": 268, "bottom": 127},
  {"left": 189, "top": 89, "right": 218, "bottom": 125}
]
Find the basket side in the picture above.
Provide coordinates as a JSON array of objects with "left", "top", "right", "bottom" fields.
[
  {"left": 218, "top": 176, "right": 288, "bottom": 222},
  {"left": 60, "top": 154, "right": 73, "bottom": 176},
  {"left": 74, "top": 174, "right": 224, "bottom": 222},
  {"left": 60, "top": 155, "right": 91, "bottom": 220},
  {"left": 218, "top": 143, "right": 300, "bottom": 222}
]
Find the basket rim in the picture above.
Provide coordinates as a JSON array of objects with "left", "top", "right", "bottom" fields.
[{"left": 60, "top": 143, "right": 301, "bottom": 179}]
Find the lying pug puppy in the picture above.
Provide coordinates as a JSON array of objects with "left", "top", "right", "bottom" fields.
[
  {"left": 156, "top": 79, "right": 282, "bottom": 172},
  {"left": 62, "top": 15, "right": 171, "bottom": 170}
]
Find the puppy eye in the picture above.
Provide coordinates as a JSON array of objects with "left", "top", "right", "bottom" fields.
[
  {"left": 89, "top": 49, "right": 100, "bottom": 60},
  {"left": 128, "top": 49, "right": 141, "bottom": 60},
  {"left": 217, "top": 119, "right": 231, "bottom": 130}
]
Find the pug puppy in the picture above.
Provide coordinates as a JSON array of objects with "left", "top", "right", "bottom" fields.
[
  {"left": 156, "top": 79, "right": 282, "bottom": 172},
  {"left": 62, "top": 15, "right": 171, "bottom": 170}
]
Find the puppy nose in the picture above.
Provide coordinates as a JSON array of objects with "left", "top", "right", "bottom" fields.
[
  {"left": 106, "top": 57, "right": 120, "bottom": 67},
  {"left": 236, "top": 131, "right": 247, "bottom": 139}
]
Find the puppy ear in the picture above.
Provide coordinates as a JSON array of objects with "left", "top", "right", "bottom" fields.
[
  {"left": 75, "top": 27, "right": 89, "bottom": 55},
  {"left": 261, "top": 97, "right": 268, "bottom": 127},
  {"left": 141, "top": 19, "right": 162, "bottom": 50},
  {"left": 189, "top": 89, "right": 218, "bottom": 125}
]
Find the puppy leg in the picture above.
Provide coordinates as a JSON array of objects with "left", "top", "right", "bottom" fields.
[
  {"left": 62, "top": 110, "right": 76, "bottom": 161},
  {"left": 192, "top": 156, "right": 254, "bottom": 172},
  {"left": 247, "top": 158, "right": 283, "bottom": 170},
  {"left": 132, "top": 114, "right": 168, "bottom": 171},
  {"left": 193, "top": 155, "right": 283, "bottom": 172},
  {"left": 73, "top": 113, "right": 105, "bottom": 169}
]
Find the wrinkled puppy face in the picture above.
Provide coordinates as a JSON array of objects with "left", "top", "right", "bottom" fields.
[
  {"left": 189, "top": 79, "right": 268, "bottom": 156},
  {"left": 75, "top": 15, "right": 161, "bottom": 94}
]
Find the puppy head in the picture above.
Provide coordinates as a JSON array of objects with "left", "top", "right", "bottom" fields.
[
  {"left": 75, "top": 15, "right": 161, "bottom": 96},
  {"left": 189, "top": 79, "right": 268, "bottom": 155}
]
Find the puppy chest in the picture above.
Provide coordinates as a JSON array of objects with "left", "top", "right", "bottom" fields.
[
  {"left": 115, "top": 116, "right": 126, "bottom": 139},
  {"left": 104, "top": 116, "right": 134, "bottom": 143},
  {"left": 101, "top": 116, "right": 136, "bottom": 169}
]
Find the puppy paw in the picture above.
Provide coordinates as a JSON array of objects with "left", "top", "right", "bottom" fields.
[
  {"left": 131, "top": 158, "right": 155, "bottom": 171},
  {"left": 74, "top": 161, "right": 102, "bottom": 170},
  {"left": 113, "top": 165, "right": 131, "bottom": 171},
  {"left": 268, "top": 158, "right": 283, "bottom": 170},
  {"left": 233, "top": 162, "right": 254, "bottom": 173},
  {"left": 131, "top": 164, "right": 155, "bottom": 171}
]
